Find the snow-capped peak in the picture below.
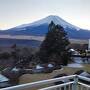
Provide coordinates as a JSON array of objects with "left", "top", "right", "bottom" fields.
[{"left": 15, "top": 15, "right": 80, "bottom": 30}]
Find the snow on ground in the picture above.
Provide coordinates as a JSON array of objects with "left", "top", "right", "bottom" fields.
[
  {"left": 0, "top": 74, "right": 9, "bottom": 82},
  {"left": 12, "top": 67, "right": 20, "bottom": 72},
  {"left": 73, "top": 57, "right": 83, "bottom": 63},
  {"left": 67, "top": 63, "right": 83, "bottom": 68},
  {"left": 73, "top": 57, "right": 90, "bottom": 64}
]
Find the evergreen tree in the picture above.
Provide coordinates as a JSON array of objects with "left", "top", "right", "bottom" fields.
[{"left": 39, "top": 21, "right": 70, "bottom": 65}]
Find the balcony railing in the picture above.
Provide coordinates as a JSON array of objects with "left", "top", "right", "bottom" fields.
[{"left": 1, "top": 75, "right": 90, "bottom": 90}]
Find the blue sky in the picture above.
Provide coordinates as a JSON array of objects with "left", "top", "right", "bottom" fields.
[{"left": 0, "top": 0, "right": 90, "bottom": 30}]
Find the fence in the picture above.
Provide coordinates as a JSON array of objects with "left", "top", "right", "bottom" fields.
[{"left": 1, "top": 75, "right": 90, "bottom": 90}]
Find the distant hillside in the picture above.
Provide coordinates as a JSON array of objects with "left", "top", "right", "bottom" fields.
[{"left": 0, "top": 38, "right": 41, "bottom": 47}]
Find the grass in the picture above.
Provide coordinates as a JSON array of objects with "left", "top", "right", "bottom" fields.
[
  {"left": 61, "top": 64, "right": 90, "bottom": 74},
  {"left": 19, "top": 64, "right": 90, "bottom": 90},
  {"left": 82, "top": 64, "right": 90, "bottom": 72},
  {"left": 19, "top": 64, "right": 90, "bottom": 83}
]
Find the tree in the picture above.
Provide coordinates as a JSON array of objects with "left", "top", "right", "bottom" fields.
[
  {"left": 0, "top": 52, "right": 11, "bottom": 59},
  {"left": 39, "top": 21, "right": 70, "bottom": 65},
  {"left": 15, "top": 47, "right": 33, "bottom": 68},
  {"left": 11, "top": 44, "right": 21, "bottom": 67}
]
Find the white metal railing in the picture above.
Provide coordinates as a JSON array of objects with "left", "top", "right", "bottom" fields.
[
  {"left": 39, "top": 81, "right": 74, "bottom": 90},
  {"left": 78, "top": 82, "right": 90, "bottom": 90},
  {"left": 1, "top": 75, "right": 90, "bottom": 90}
]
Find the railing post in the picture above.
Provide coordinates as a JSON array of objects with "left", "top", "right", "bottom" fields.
[{"left": 72, "top": 75, "right": 78, "bottom": 90}]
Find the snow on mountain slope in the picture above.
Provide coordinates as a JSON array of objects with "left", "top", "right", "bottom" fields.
[
  {"left": 1, "top": 15, "right": 90, "bottom": 39},
  {"left": 14, "top": 15, "right": 80, "bottom": 30}
]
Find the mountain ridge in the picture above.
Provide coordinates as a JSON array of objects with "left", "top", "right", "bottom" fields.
[
  {"left": 0, "top": 15, "right": 90, "bottom": 39},
  {"left": 8, "top": 15, "right": 80, "bottom": 30}
]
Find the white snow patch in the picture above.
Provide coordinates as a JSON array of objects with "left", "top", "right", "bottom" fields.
[
  {"left": 36, "top": 65, "right": 44, "bottom": 69},
  {"left": 67, "top": 63, "right": 83, "bottom": 68},
  {"left": 15, "top": 15, "right": 80, "bottom": 30},
  {"left": 48, "top": 64, "right": 53, "bottom": 68},
  {"left": 74, "top": 57, "right": 90, "bottom": 64},
  {"left": 73, "top": 57, "right": 83, "bottom": 63},
  {"left": 12, "top": 67, "right": 19, "bottom": 72},
  {"left": 0, "top": 74, "right": 9, "bottom": 82}
]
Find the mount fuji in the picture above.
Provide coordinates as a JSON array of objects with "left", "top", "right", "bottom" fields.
[{"left": 0, "top": 15, "right": 90, "bottom": 39}]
